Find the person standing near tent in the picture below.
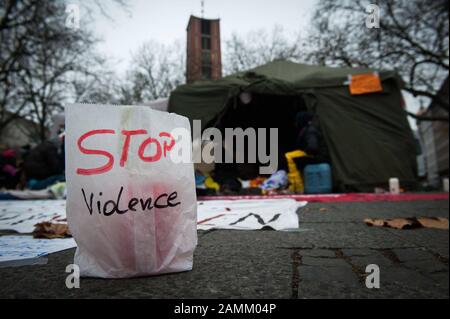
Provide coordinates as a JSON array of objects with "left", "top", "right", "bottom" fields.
[
  {"left": 292, "top": 111, "right": 330, "bottom": 171},
  {"left": 284, "top": 111, "right": 330, "bottom": 193}
]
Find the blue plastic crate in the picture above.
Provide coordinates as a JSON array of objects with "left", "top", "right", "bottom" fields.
[{"left": 304, "top": 163, "right": 332, "bottom": 194}]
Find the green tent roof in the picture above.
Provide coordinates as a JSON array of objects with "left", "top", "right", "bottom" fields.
[
  {"left": 169, "top": 60, "right": 403, "bottom": 125},
  {"left": 227, "top": 60, "right": 401, "bottom": 89}
]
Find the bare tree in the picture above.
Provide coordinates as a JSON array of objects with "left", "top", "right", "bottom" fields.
[
  {"left": 127, "top": 40, "right": 185, "bottom": 103},
  {"left": 1, "top": 0, "right": 41, "bottom": 137},
  {"left": 0, "top": 0, "right": 129, "bottom": 142},
  {"left": 223, "top": 25, "right": 304, "bottom": 74},
  {"left": 306, "top": 0, "right": 449, "bottom": 121},
  {"left": 70, "top": 55, "right": 122, "bottom": 104}
]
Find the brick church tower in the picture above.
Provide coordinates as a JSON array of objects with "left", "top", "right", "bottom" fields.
[{"left": 186, "top": 15, "right": 222, "bottom": 83}]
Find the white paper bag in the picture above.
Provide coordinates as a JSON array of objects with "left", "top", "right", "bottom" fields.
[{"left": 65, "top": 103, "right": 197, "bottom": 278}]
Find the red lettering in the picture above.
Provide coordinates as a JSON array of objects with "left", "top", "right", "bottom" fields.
[
  {"left": 76, "top": 129, "right": 115, "bottom": 175},
  {"left": 159, "top": 132, "right": 175, "bottom": 157},
  {"left": 76, "top": 129, "right": 175, "bottom": 175},
  {"left": 120, "top": 130, "right": 147, "bottom": 167},
  {"left": 138, "top": 137, "right": 162, "bottom": 162}
]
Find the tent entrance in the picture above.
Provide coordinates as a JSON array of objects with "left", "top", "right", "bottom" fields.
[{"left": 214, "top": 93, "right": 308, "bottom": 180}]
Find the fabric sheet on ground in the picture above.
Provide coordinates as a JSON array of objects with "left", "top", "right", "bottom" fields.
[
  {"left": 0, "top": 199, "right": 305, "bottom": 264},
  {"left": 0, "top": 199, "right": 304, "bottom": 233}
]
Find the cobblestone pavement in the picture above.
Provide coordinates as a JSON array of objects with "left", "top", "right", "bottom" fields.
[{"left": 0, "top": 200, "right": 448, "bottom": 299}]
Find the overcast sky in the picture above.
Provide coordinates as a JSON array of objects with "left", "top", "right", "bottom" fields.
[
  {"left": 91, "top": 0, "right": 318, "bottom": 72},
  {"left": 88, "top": 0, "right": 420, "bottom": 128}
]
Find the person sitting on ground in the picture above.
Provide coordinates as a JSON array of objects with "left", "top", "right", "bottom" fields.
[
  {"left": 23, "top": 138, "right": 65, "bottom": 190},
  {"left": 0, "top": 148, "right": 20, "bottom": 189}
]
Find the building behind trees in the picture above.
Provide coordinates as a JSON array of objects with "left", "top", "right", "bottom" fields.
[{"left": 186, "top": 15, "right": 222, "bottom": 83}]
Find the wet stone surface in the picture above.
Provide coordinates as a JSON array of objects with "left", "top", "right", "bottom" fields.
[{"left": 0, "top": 200, "right": 448, "bottom": 298}]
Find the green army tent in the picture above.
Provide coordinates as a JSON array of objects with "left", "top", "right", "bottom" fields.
[{"left": 168, "top": 60, "right": 418, "bottom": 192}]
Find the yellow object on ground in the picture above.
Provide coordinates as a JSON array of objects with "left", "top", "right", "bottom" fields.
[
  {"left": 205, "top": 176, "right": 220, "bottom": 191},
  {"left": 285, "top": 150, "right": 309, "bottom": 193}
]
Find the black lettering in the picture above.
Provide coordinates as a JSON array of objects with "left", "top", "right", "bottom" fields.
[
  {"left": 96, "top": 199, "right": 102, "bottom": 214},
  {"left": 140, "top": 198, "right": 153, "bottom": 210},
  {"left": 154, "top": 193, "right": 169, "bottom": 209},
  {"left": 103, "top": 200, "right": 116, "bottom": 216},
  {"left": 81, "top": 188, "right": 94, "bottom": 215},
  {"left": 167, "top": 191, "right": 181, "bottom": 207},
  {"left": 81, "top": 187, "right": 181, "bottom": 216},
  {"left": 128, "top": 198, "right": 138, "bottom": 211},
  {"left": 115, "top": 186, "right": 128, "bottom": 214},
  {"left": 230, "top": 213, "right": 266, "bottom": 226}
]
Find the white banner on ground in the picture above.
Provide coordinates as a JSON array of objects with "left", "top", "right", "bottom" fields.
[
  {"left": 0, "top": 199, "right": 306, "bottom": 233},
  {"left": 197, "top": 199, "right": 305, "bottom": 230},
  {"left": 0, "top": 236, "right": 76, "bottom": 265},
  {"left": 0, "top": 199, "right": 305, "bottom": 264},
  {"left": 0, "top": 200, "right": 67, "bottom": 233}
]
